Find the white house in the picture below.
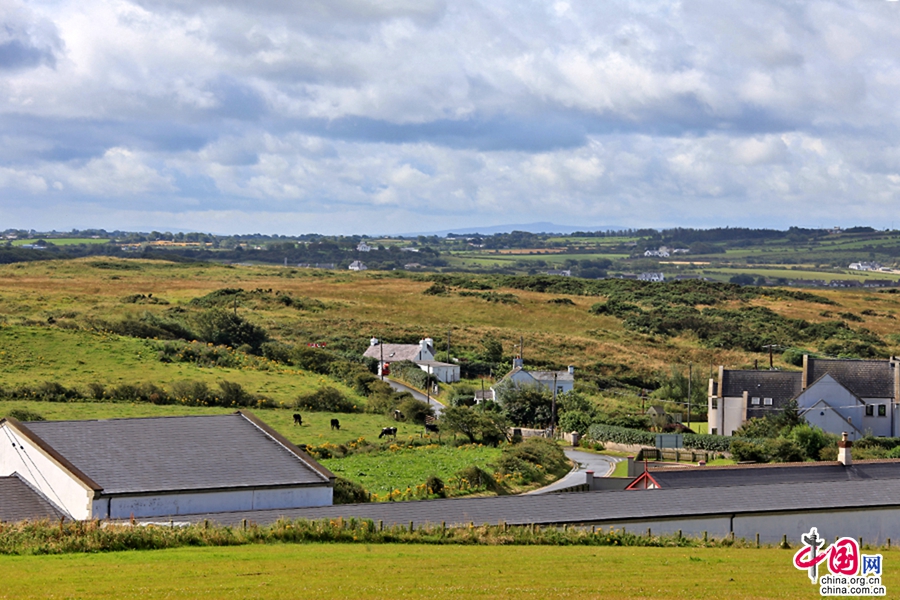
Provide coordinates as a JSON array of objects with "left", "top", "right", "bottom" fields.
[
  {"left": 363, "top": 338, "right": 460, "bottom": 383},
  {"left": 356, "top": 241, "right": 372, "bottom": 252},
  {"left": 348, "top": 260, "right": 367, "bottom": 271},
  {"left": 638, "top": 272, "right": 665, "bottom": 282},
  {"left": 494, "top": 359, "right": 575, "bottom": 397},
  {"left": 709, "top": 356, "right": 900, "bottom": 438},
  {"left": 0, "top": 411, "right": 334, "bottom": 521}
]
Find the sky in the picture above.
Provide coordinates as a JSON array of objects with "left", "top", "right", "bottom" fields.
[{"left": 1, "top": 0, "right": 900, "bottom": 235}]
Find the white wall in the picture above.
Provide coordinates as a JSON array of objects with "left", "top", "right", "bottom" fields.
[
  {"left": 0, "top": 423, "right": 92, "bottom": 519},
  {"left": 93, "top": 485, "right": 333, "bottom": 519}
]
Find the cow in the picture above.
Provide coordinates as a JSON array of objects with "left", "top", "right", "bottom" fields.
[
  {"left": 379, "top": 426, "right": 397, "bottom": 439},
  {"left": 330, "top": 418, "right": 341, "bottom": 431},
  {"left": 392, "top": 409, "right": 405, "bottom": 421},
  {"left": 293, "top": 413, "right": 302, "bottom": 426},
  {"left": 424, "top": 423, "right": 439, "bottom": 434}
]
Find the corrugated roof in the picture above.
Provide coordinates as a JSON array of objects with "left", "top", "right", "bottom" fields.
[
  {"left": 807, "top": 358, "right": 895, "bottom": 399},
  {"left": 645, "top": 460, "right": 900, "bottom": 489},
  {"left": 0, "top": 474, "right": 67, "bottom": 522},
  {"left": 160, "top": 479, "right": 900, "bottom": 528},
  {"left": 20, "top": 413, "right": 331, "bottom": 495}
]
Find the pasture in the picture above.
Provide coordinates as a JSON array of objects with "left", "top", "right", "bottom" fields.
[{"left": 0, "top": 543, "right": 881, "bottom": 599}]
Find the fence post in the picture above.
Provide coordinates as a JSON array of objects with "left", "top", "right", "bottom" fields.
[{"left": 756, "top": 533, "right": 760, "bottom": 548}]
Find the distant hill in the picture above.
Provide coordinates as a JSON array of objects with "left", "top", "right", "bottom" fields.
[{"left": 398, "top": 222, "right": 623, "bottom": 237}]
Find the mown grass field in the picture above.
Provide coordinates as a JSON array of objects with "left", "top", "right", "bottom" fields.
[{"left": 1, "top": 543, "right": 885, "bottom": 600}]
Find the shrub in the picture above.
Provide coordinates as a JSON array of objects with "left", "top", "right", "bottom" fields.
[
  {"left": 217, "top": 380, "right": 256, "bottom": 407},
  {"left": 729, "top": 439, "right": 767, "bottom": 462},
  {"left": 558, "top": 410, "right": 594, "bottom": 435},
  {"left": 495, "top": 437, "right": 569, "bottom": 484},
  {"left": 398, "top": 397, "right": 434, "bottom": 425},
  {"left": 454, "top": 465, "right": 503, "bottom": 493},
  {"left": 764, "top": 438, "right": 805, "bottom": 463},
  {"left": 790, "top": 424, "right": 831, "bottom": 461},
  {"left": 85, "top": 382, "right": 105, "bottom": 400},
  {"left": 295, "top": 387, "right": 359, "bottom": 413},
  {"left": 193, "top": 308, "right": 268, "bottom": 353},
  {"left": 6, "top": 409, "right": 45, "bottom": 422},
  {"left": 260, "top": 341, "right": 294, "bottom": 364},
  {"left": 333, "top": 477, "right": 371, "bottom": 504},
  {"left": 171, "top": 380, "right": 211, "bottom": 404},
  {"left": 425, "top": 475, "right": 445, "bottom": 497}
]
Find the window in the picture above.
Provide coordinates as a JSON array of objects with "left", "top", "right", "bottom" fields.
[
  {"left": 879, "top": 404, "right": 887, "bottom": 417},
  {"left": 751, "top": 397, "right": 761, "bottom": 405},
  {"left": 866, "top": 405, "right": 874, "bottom": 417},
  {"left": 711, "top": 398, "right": 718, "bottom": 410},
  {"left": 557, "top": 386, "right": 564, "bottom": 394},
  {"left": 763, "top": 398, "right": 773, "bottom": 406},
  {"left": 711, "top": 428, "right": 718, "bottom": 435}
]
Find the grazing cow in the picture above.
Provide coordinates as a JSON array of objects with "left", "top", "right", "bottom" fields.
[
  {"left": 392, "top": 409, "right": 405, "bottom": 421},
  {"left": 330, "top": 418, "right": 341, "bottom": 431},
  {"left": 379, "top": 426, "right": 397, "bottom": 439},
  {"left": 293, "top": 413, "right": 302, "bottom": 426},
  {"left": 424, "top": 423, "right": 439, "bottom": 434}
]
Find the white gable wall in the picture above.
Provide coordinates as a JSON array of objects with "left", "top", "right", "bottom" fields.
[
  {"left": 0, "top": 422, "right": 93, "bottom": 519},
  {"left": 797, "top": 375, "right": 892, "bottom": 437}
]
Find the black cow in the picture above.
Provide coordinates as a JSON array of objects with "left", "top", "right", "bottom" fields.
[
  {"left": 293, "top": 413, "right": 302, "bottom": 426},
  {"left": 424, "top": 423, "right": 439, "bottom": 434},
  {"left": 330, "top": 418, "right": 341, "bottom": 430},
  {"left": 379, "top": 426, "right": 397, "bottom": 439}
]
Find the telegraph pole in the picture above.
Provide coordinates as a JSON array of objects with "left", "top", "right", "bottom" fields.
[
  {"left": 687, "top": 362, "right": 692, "bottom": 429},
  {"left": 551, "top": 372, "right": 558, "bottom": 436},
  {"left": 380, "top": 340, "right": 384, "bottom": 381}
]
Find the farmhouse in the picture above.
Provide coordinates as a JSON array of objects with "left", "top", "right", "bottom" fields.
[
  {"left": 363, "top": 337, "right": 460, "bottom": 383},
  {"left": 348, "top": 260, "right": 367, "bottom": 271},
  {"left": 0, "top": 411, "right": 334, "bottom": 521},
  {"left": 708, "top": 356, "right": 900, "bottom": 438},
  {"left": 492, "top": 359, "right": 575, "bottom": 398}
]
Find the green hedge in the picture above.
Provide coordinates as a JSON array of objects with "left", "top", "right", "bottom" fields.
[{"left": 586, "top": 424, "right": 760, "bottom": 452}]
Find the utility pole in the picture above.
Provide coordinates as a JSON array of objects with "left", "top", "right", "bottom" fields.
[
  {"left": 687, "top": 362, "right": 692, "bottom": 429},
  {"left": 520, "top": 335, "right": 524, "bottom": 363},
  {"left": 380, "top": 340, "right": 384, "bottom": 381},
  {"left": 447, "top": 327, "right": 451, "bottom": 363},
  {"left": 551, "top": 372, "right": 558, "bottom": 436},
  {"left": 762, "top": 344, "right": 778, "bottom": 369}
]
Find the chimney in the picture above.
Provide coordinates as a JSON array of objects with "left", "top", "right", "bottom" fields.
[
  {"left": 513, "top": 357, "right": 524, "bottom": 369},
  {"left": 838, "top": 432, "right": 852, "bottom": 466},
  {"left": 567, "top": 365, "right": 575, "bottom": 375},
  {"left": 802, "top": 354, "right": 809, "bottom": 390},
  {"left": 585, "top": 470, "right": 594, "bottom": 490},
  {"left": 370, "top": 337, "right": 379, "bottom": 346}
]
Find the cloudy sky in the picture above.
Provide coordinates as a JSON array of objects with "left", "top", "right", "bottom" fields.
[{"left": 1, "top": 0, "right": 899, "bottom": 235}]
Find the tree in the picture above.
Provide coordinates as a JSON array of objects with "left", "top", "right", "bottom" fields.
[
  {"left": 481, "top": 335, "right": 503, "bottom": 364},
  {"left": 494, "top": 380, "right": 552, "bottom": 427},
  {"left": 440, "top": 406, "right": 508, "bottom": 445},
  {"left": 194, "top": 308, "right": 268, "bottom": 352}
]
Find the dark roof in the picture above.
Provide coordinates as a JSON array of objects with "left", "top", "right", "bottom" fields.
[
  {"left": 158, "top": 479, "right": 900, "bottom": 529},
  {"left": 642, "top": 460, "right": 900, "bottom": 489},
  {"left": 807, "top": 358, "right": 895, "bottom": 399},
  {"left": 720, "top": 370, "right": 803, "bottom": 400},
  {"left": 363, "top": 343, "right": 427, "bottom": 362},
  {"left": 0, "top": 474, "right": 67, "bottom": 522},
  {"left": 18, "top": 412, "right": 332, "bottom": 495}
]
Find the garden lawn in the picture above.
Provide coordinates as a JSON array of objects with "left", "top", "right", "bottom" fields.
[
  {"left": 0, "top": 543, "right": 877, "bottom": 600},
  {"left": 321, "top": 443, "right": 503, "bottom": 497}
]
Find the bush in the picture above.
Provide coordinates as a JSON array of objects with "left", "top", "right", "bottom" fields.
[
  {"left": 171, "top": 380, "right": 211, "bottom": 404},
  {"left": 790, "top": 424, "right": 831, "bottom": 460},
  {"left": 764, "top": 438, "right": 805, "bottom": 463},
  {"left": 454, "top": 465, "right": 503, "bottom": 493},
  {"left": 495, "top": 437, "right": 569, "bottom": 484},
  {"left": 558, "top": 410, "right": 594, "bottom": 435},
  {"left": 398, "top": 397, "right": 434, "bottom": 425},
  {"left": 295, "top": 387, "right": 359, "bottom": 413},
  {"left": 217, "top": 380, "right": 256, "bottom": 407},
  {"left": 425, "top": 475, "right": 445, "bottom": 497},
  {"left": 729, "top": 439, "right": 767, "bottom": 462},
  {"left": 6, "top": 409, "right": 45, "bottom": 422},
  {"left": 332, "top": 477, "right": 371, "bottom": 504},
  {"left": 193, "top": 308, "right": 268, "bottom": 353}
]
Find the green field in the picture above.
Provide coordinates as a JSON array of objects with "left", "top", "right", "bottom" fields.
[
  {"left": 0, "top": 544, "right": 881, "bottom": 599},
  {"left": 322, "top": 444, "right": 503, "bottom": 497}
]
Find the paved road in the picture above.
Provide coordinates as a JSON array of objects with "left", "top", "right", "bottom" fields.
[
  {"left": 527, "top": 449, "right": 623, "bottom": 495},
  {"left": 384, "top": 378, "right": 445, "bottom": 415}
]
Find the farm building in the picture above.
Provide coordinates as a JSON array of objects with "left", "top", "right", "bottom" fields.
[
  {"left": 0, "top": 411, "right": 334, "bottom": 521},
  {"left": 492, "top": 359, "right": 575, "bottom": 397}
]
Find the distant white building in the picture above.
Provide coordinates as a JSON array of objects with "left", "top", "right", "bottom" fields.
[
  {"left": 363, "top": 338, "right": 460, "bottom": 383},
  {"left": 357, "top": 241, "right": 372, "bottom": 252},
  {"left": 644, "top": 246, "right": 671, "bottom": 258},
  {"left": 493, "top": 359, "right": 575, "bottom": 397},
  {"left": 348, "top": 261, "right": 367, "bottom": 271},
  {"left": 400, "top": 247, "right": 419, "bottom": 253},
  {"left": 546, "top": 270, "right": 571, "bottom": 277},
  {"left": 849, "top": 262, "right": 882, "bottom": 271},
  {"left": 639, "top": 272, "right": 665, "bottom": 282}
]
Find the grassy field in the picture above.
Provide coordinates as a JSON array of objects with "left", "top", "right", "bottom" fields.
[
  {"left": 0, "top": 543, "right": 882, "bottom": 599},
  {"left": 10, "top": 237, "right": 112, "bottom": 246}
]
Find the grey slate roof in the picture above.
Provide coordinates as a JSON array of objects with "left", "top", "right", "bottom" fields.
[
  {"left": 0, "top": 474, "right": 67, "bottom": 522},
  {"left": 720, "top": 370, "right": 802, "bottom": 419},
  {"left": 19, "top": 412, "right": 332, "bottom": 495},
  {"left": 807, "top": 358, "right": 896, "bottom": 399},
  {"left": 159, "top": 478, "right": 900, "bottom": 528},
  {"left": 644, "top": 460, "right": 900, "bottom": 489},
  {"left": 363, "top": 344, "right": 428, "bottom": 362}
]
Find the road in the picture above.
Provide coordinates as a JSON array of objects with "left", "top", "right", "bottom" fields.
[
  {"left": 384, "top": 378, "right": 445, "bottom": 415},
  {"left": 527, "top": 449, "right": 623, "bottom": 495}
]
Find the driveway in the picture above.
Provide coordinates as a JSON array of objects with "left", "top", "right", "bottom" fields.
[
  {"left": 527, "top": 449, "right": 623, "bottom": 495},
  {"left": 384, "top": 378, "right": 444, "bottom": 415}
]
